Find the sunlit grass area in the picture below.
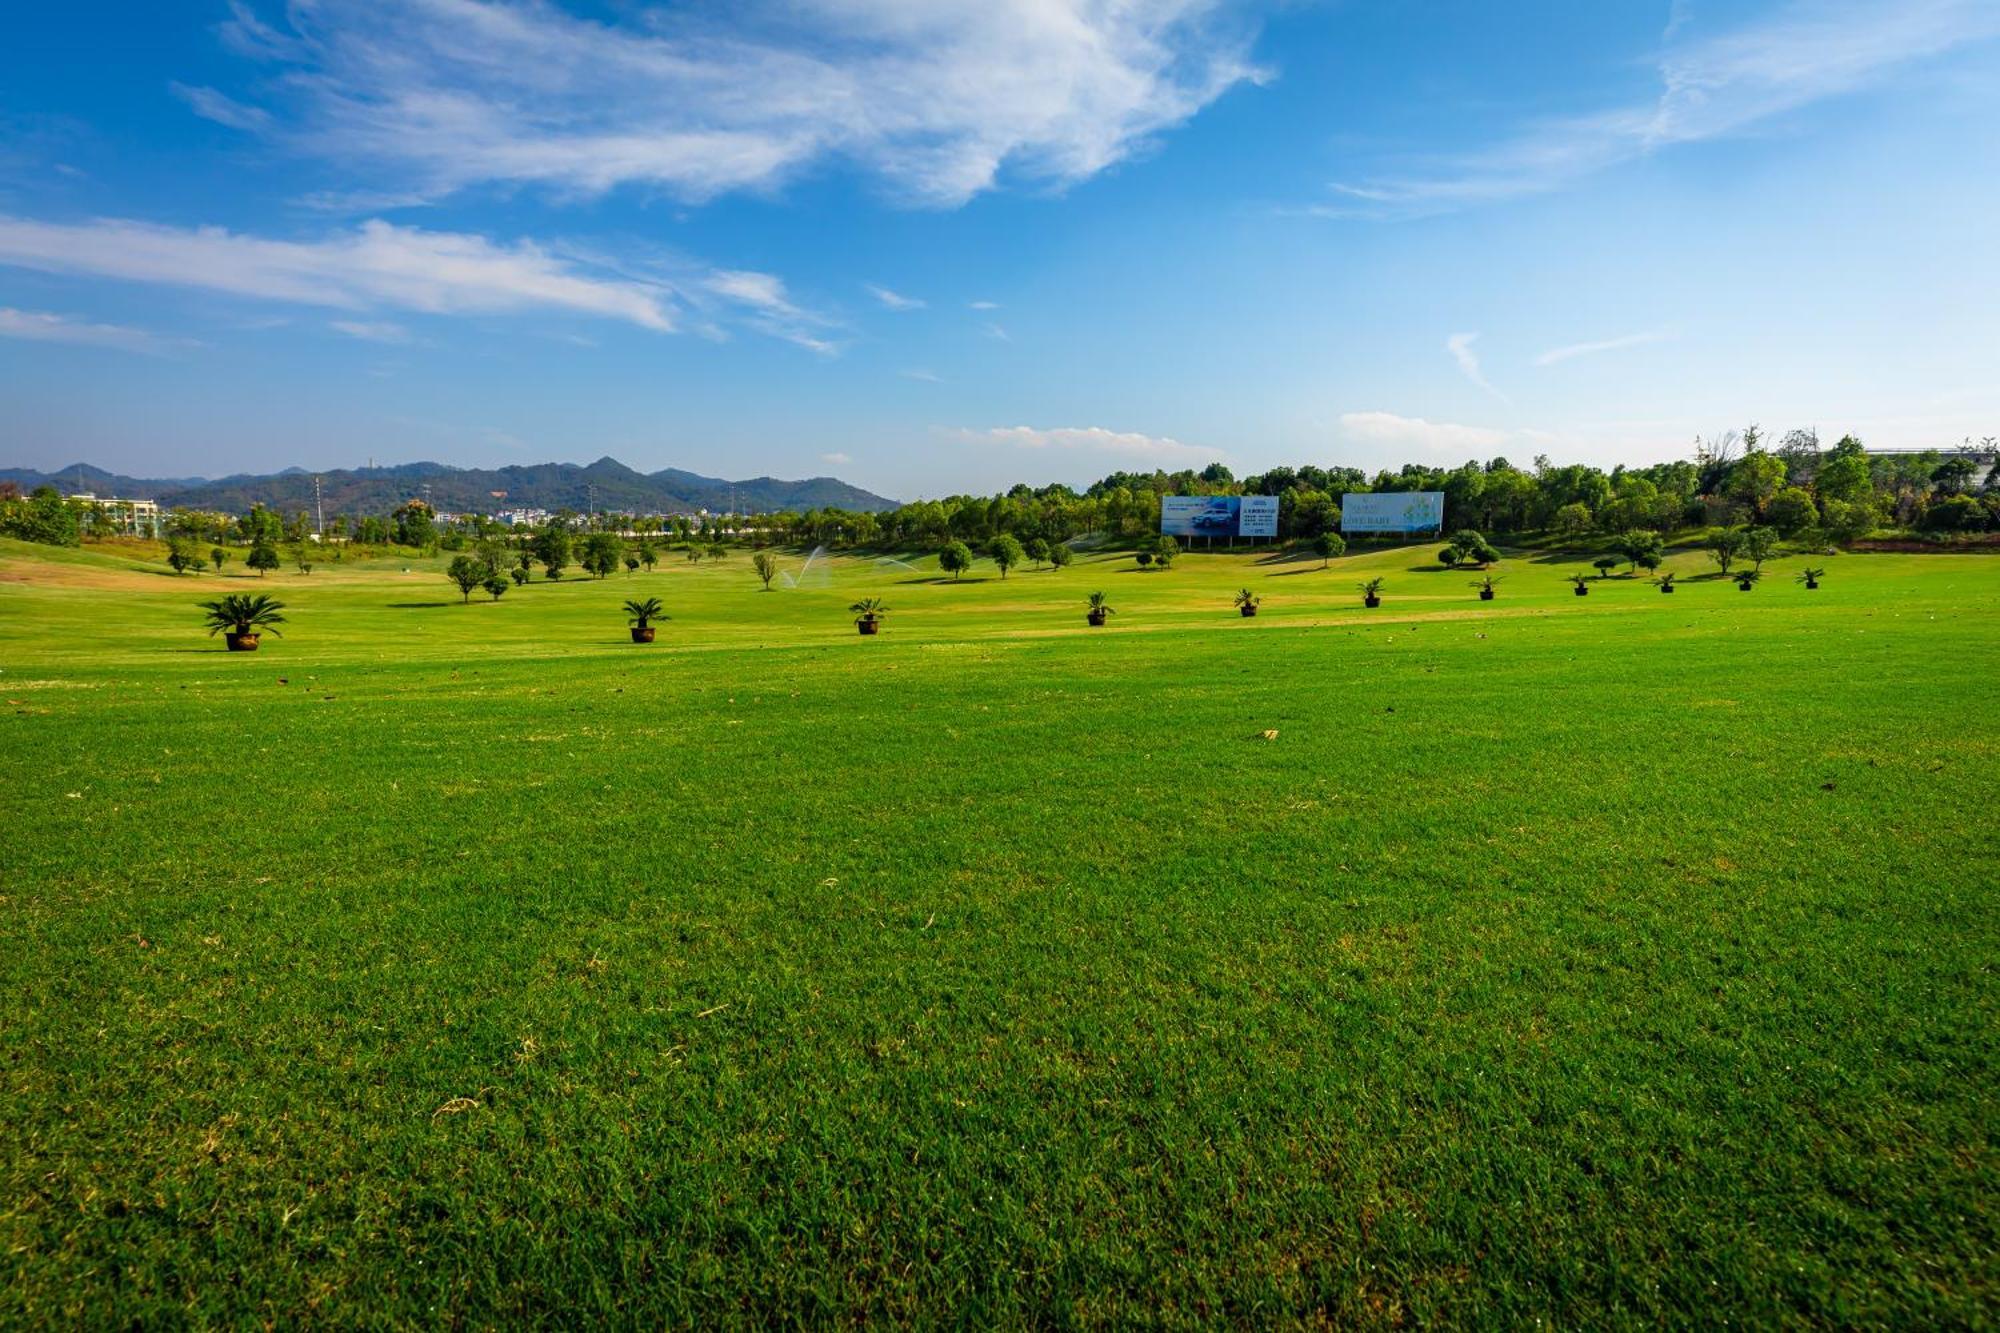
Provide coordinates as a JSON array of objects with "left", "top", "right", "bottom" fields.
[{"left": 2, "top": 537, "right": 1995, "bottom": 1324}]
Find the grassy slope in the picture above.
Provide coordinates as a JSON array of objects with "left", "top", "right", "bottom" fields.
[{"left": 1, "top": 538, "right": 1995, "bottom": 1326}]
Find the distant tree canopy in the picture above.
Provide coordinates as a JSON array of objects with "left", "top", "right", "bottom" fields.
[
  {"left": 45, "top": 427, "right": 1997, "bottom": 563},
  {"left": 0, "top": 487, "right": 82, "bottom": 547}
]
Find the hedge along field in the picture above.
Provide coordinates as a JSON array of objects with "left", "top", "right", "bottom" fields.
[{"left": 1, "top": 536, "right": 1995, "bottom": 1326}]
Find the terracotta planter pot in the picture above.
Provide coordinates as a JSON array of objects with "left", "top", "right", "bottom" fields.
[
  {"left": 1478, "top": 589, "right": 1494, "bottom": 601},
  {"left": 857, "top": 619, "right": 879, "bottom": 635},
  {"left": 1087, "top": 611, "right": 1107, "bottom": 627},
  {"left": 224, "top": 632, "right": 260, "bottom": 652},
  {"left": 1364, "top": 595, "right": 1380, "bottom": 608},
  {"left": 631, "top": 626, "right": 656, "bottom": 643},
  {"left": 1573, "top": 586, "right": 1588, "bottom": 596},
  {"left": 1239, "top": 604, "right": 1258, "bottom": 617}
]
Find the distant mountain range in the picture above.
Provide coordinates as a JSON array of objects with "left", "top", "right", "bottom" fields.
[{"left": 0, "top": 457, "right": 899, "bottom": 516}]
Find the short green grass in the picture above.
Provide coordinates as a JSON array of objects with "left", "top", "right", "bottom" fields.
[{"left": 1, "top": 537, "right": 1995, "bottom": 1325}]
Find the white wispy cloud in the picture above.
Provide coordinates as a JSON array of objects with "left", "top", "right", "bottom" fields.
[
  {"left": 330, "top": 318, "right": 411, "bottom": 343},
  {"left": 867, "top": 284, "right": 924, "bottom": 311},
  {"left": 1340, "top": 411, "right": 1513, "bottom": 454},
  {"left": 1447, "top": 331, "right": 1505, "bottom": 399},
  {"left": 820, "top": 451, "right": 852, "bottom": 465},
  {"left": 1536, "top": 330, "right": 1669, "bottom": 366},
  {"left": 0, "top": 307, "right": 178, "bottom": 355},
  {"left": 900, "top": 368, "right": 942, "bottom": 382},
  {"left": 1329, "top": 0, "right": 2000, "bottom": 212},
  {"left": 0, "top": 214, "right": 675, "bottom": 330},
  {"left": 960, "top": 424, "right": 1219, "bottom": 464},
  {"left": 706, "top": 269, "right": 839, "bottom": 354},
  {"left": 968, "top": 300, "right": 1000, "bottom": 310},
  {"left": 200, "top": 0, "right": 1268, "bottom": 209},
  {"left": 171, "top": 82, "right": 273, "bottom": 131}
]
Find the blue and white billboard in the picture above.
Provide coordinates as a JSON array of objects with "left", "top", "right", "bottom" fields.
[
  {"left": 1237, "top": 495, "right": 1279, "bottom": 538},
  {"left": 1341, "top": 491, "right": 1445, "bottom": 533},
  {"left": 1161, "top": 495, "right": 1279, "bottom": 538}
]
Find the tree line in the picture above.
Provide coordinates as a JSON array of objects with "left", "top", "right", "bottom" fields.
[{"left": 6, "top": 429, "right": 1996, "bottom": 557}]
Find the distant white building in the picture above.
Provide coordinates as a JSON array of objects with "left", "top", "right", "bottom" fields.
[{"left": 69, "top": 493, "right": 161, "bottom": 537}]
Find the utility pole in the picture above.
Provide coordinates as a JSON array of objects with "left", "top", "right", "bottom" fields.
[{"left": 313, "top": 475, "right": 324, "bottom": 539}]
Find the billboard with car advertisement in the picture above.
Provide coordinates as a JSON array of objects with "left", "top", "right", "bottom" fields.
[
  {"left": 1341, "top": 491, "right": 1445, "bottom": 533},
  {"left": 1160, "top": 495, "right": 1281, "bottom": 538}
]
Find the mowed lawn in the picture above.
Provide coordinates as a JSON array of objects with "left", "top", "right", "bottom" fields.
[{"left": 1, "top": 537, "right": 1995, "bottom": 1326}]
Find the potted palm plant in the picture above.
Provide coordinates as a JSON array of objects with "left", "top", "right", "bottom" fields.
[
  {"left": 1736, "top": 570, "right": 1761, "bottom": 592},
  {"left": 1472, "top": 574, "right": 1500, "bottom": 601},
  {"left": 625, "top": 597, "right": 667, "bottom": 642},
  {"left": 1359, "top": 577, "right": 1384, "bottom": 608},
  {"left": 1796, "top": 566, "right": 1824, "bottom": 590},
  {"left": 201, "top": 593, "right": 286, "bottom": 651},
  {"left": 1568, "top": 573, "right": 1591, "bottom": 596},
  {"left": 1086, "top": 591, "right": 1114, "bottom": 627},
  {"left": 1653, "top": 571, "right": 1677, "bottom": 594},
  {"left": 851, "top": 597, "right": 887, "bottom": 634},
  {"left": 1234, "top": 588, "right": 1261, "bottom": 617}
]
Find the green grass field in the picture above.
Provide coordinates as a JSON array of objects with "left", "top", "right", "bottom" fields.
[{"left": 2, "top": 536, "right": 1995, "bottom": 1325}]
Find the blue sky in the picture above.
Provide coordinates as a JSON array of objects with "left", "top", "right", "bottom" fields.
[{"left": 2, "top": 0, "right": 1996, "bottom": 499}]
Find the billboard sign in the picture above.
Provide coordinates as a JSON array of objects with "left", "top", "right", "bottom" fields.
[
  {"left": 1161, "top": 495, "right": 1239, "bottom": 537},
  {"left": 1341, "top": 491, "right": 1445, "bottom": 533},
  {"left": 1237, "top": 495, "right": 1279, "bottom": 538},
  {"left": 1160, "top": 495, "right": 1280, "bottom": 538}
]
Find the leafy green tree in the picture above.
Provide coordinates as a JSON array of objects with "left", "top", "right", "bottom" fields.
[
  {"left": 447, "top": 555, "right": 483, "bottom": 602},
  {"left": 1047, "top": 543, "right": 1074, "bottom": 571},
  {"left": 1610, "top": 529, "right": 1664, "bottom": 572},
  {"left": 1741, "top": 525, "right": 1779, "bottom": 571},
  {"left": 1154, "top": 535, "right": 1178, "bottom": 569},
  {"left": 705, "top": 539, "right": 727, "bottom": 562},
  {"left": 246, "top": 539, "right": 280, "bottom": 577},
  {"left": 510, "top": 566, "right": 530, "bottom": 586},
  {"left": 1705, "top": 527, "right": 1744, "bottom": 574},
  {"left": 938, "top": 539, "right": 973, "bottom": 579},
  {"left": 1726, "top": 451, "right": 1786, "bottom": 519},
  {"left": 1814, "top": 437, "right": 1872, "bottom": 503},
  {"left": 210, "top": 547, "right": 228, "bottom": 573},
  {"left": 1764, "top": 486, "right": 1819, "bottom": 537},
  {"left": 581, "top": 532, "right": 623, "bottom": 578},
  {"left": 624, "top": 555, "right": 640, "bottom": 575},
  {"left": 1437, "top": 546, "right": 1461, "bottom": 569},
  {"left": 1447, "top": 529, "right": 1500, "bottom": 566},
  {"left": 1313, "top": 531, "right": 1345, "bottom": 567},
  {"left": 0, "top": 487, "right": 82, "bottom": 546},
  {"left": 1554, "top": 502, "right": 1593, "bottom": 536},
  {"left": 638, "top": 542, "right": 658, "bottom": 572},
  {"left": 167, "top": 538, "right": 205, "bottom": 575},
  {"left": 1592, "top": 556, "right": 1621, "bottom": 578},
  {"left": 393, "top": 502, "right": 437, "bottom": 550},
  {"left": 482, "top": 574, "right": 509, "bottom": 601},
  {"left": 1822, "top": 497, "right": 1877, "bottom": 545},
  {"left": 753, "top": 550, "right": 780, "bottom": 590},
  {"left": 533, "top": 527, "right": 570, "bottom": 579},
  {"left": 989, "top": 533, "right": 1024, "bottom": 579},
  {"left": 1025, "top": 537, "right": 1051, "bottom": 568}
]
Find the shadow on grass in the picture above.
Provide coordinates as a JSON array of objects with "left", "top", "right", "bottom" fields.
[
  {"left": 386, "top": 601, "right": 459, "bottom": 608},
  {"left": 1267, "top": 566, "right": 1336, "bottom": 578}
]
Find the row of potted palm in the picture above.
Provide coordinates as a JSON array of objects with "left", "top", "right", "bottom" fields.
[{"left": 203, "top": 561, "right": 1837, "bottom": 653}]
